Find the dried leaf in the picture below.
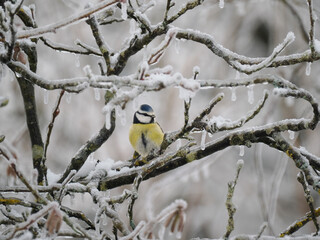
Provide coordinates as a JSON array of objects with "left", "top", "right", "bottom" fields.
[{"left": 46, "top": 207, "right": 62, "bottom": 235}]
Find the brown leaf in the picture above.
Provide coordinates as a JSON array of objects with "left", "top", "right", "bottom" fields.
[{"left": 46, "top": 207, "right": 62, "bottom": 235}]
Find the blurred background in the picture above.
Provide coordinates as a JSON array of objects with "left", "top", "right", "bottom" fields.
[{"left": 1, "top": 0, "right": 320, "bottom": 238}]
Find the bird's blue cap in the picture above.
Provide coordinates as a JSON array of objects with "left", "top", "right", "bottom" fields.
[{"left": 140, "top": 104, "right": 153, "bottom": 112}]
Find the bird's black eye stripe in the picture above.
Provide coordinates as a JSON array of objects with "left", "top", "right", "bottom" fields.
[{"left": 137, "top": 112, "right": 154, "bottom": 118}]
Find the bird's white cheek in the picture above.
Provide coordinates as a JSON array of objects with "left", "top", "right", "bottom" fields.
[{"left": 136, "top": 114, "right": 152, "bottom": 123}]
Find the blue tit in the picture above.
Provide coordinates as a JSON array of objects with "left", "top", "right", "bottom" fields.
[{"left": 129, "top": 104, "right": 164, "bottom": 158}]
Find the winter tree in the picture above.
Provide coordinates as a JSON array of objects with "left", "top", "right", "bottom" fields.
[{"left": 1, "top": 0, "right": 320, "bottom": 239}]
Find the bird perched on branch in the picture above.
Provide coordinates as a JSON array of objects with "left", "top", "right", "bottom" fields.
[{"left": 129, "top": 104, "right": 164, "bottom": 160}]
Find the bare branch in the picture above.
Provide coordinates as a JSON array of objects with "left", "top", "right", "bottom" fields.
[
  {"left": 40, "top": 37, "right": 102, "bottom": 56},
  {"left": 42, "top": 90, "right": 65, "bottom": 185}
]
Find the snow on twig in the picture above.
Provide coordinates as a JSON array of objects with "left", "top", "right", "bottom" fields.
[
  {"left": 16, "top": 0, "right": 119, "bottom": 39},
  {"left": 175, "top": 28, "right": 295, "bottom": 74},
  {"left": 231, "top": 32, "right": 295, "bottom": 74}
]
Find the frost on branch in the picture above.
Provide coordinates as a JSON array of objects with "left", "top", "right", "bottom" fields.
[{"left": 1, "top": 0, "right": 320, "bottom": 239}]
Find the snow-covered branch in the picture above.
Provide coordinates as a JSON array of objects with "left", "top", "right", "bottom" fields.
[
  {"left": 15, "top": 0, "right": 119, "bottom": 39},
  {"left": 2, "top": 0, "right": 320, "bottom": 239},
  {"left": 175, "top": 28, "right": 320, "bottom": 73}
]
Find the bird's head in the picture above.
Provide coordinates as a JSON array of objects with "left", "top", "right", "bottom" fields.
[{"left": 133, "top": 104, "right": 155, "bottom": 124}]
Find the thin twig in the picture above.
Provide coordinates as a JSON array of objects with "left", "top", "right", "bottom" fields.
[
  {"left": 280, "top": 207, "right": 320, "bottom": 237},
  {"left": 4, "top": 203, "right": 57, "bottom": 240},
  {"left": 40, "top": 37, "right": 101, "bottom": 56},
  {"left": 15, "top": 0, "right": 119, "bottom": 39},
  {"left": 306, "top": 0, "right": 316, "bottom": 57},
  {"left": 269, "top": 133, "right": 319, "bottom": 191},
  {"left": 255, "top": 222, "right": 267, "bottom": 240},
  {"left": 86, "top": 15, "right": 111, "bottom": 72},
  {"left": 297, "top": 171, "right": 319, "bottom": 234},
  {"left": 128, "top": 174, "right": 142, "bottom": 230},
  {"left": 43, "top": 90, "right": 65, "bottom": 185},
  {"left": 183, "top": 98, "right": 191, "bottom": 130},
  {"left": 164, "top": 0, "right": 173, "bottom": 21},
  {"left": 223, "top": 159, "right": 244, "bottom": 239},
  {"left": 0, "top": 147, "right": 47, "bottom": 205}
]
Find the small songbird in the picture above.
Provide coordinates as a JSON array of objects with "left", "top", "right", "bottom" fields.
[{"left": 129, "top": 104, "right": 164, "bottom": 159}]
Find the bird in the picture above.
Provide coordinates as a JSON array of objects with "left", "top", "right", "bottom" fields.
[{"left": 129, "top": 104, "right": 164, "bottom": 160}]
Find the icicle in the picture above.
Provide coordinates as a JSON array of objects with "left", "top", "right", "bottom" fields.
[
  {"left": 66, "top": 92, "right": 72, "bottom": 104},
  {"left": 174, "top": 39, "right": 180, "bottom": 54},
  {"left": 116, "top": 106, "right": 127, "bottom": 126},
  {"left": 32, "top": 169, "right": 38, "bottom": 186},
  {"left": 202, "top": 164, "right": 210, "bottom": 179},
  {"left": 176, "top": 139, "right": 182, "bottom": 151},
  {"left": 94, "top": 88, "right": 100, "bottom": 101},
  {"left": 230, "top": 87, "right": 237, "bottom": 102},
  {"left": 121, "top": 2, "right": 127, "bottom": 20},
  {"left": 235, "top": 70, "right": 240, "bottom": 79},
  {"left": 129, "top": 19, "right": 136, "bottom": 34},
  {"left": 43, "top": 89, "right": 49, "bottom": 104},
  {"left": 247, "top": 85, "right": 254, "bottom": 104},
  {"left": 200, "top": 130, "right": 206, "bottom": 150},
  {"left": 219, "top": 0, "right": 224, "bottom": 8},
  {"left": 158, "top": 224, "right": 166, "bottom": 240},
  {"left": 105, "top": 109, "right": 111, "bottom": 129},
  {"left": 133, "top": 97, "right": 139, "bottom": 110},
  {"left": 306, "top": 62, "right": 311, "bottom": 76},
  {"left": 83, "top": 65, "right": 94, "bottom": 81},
  {"left": 102, "top": 215, "right": 108, "bottom": 226},
  {"left": 285, "top": 97, "right": 294, "bottom": 107},
  {"left": 288, "top": 130, "right": 295, "bottom": 140},
  {"left": 69, "top": 194, "right": 75, "bottom": 207},
  {"left": 74, "top": 54, "right": 80, "bottom": 68},
  {"left": 239, "top": 145, "right": 244, "bottom": 157},
  {"left": 176, "top": 231, "right": 182, "bottom": 239}
]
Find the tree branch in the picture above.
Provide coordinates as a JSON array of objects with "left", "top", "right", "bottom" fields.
[
  {"left": 297, "top": 171, "right": 319, "bottom": 234},
  {"left": 86, "top": 15, "right": 111, "bottom": 73},
  {"left": 16, "top": 51, "right": 45, "bottom": 185},
  {"left": 224, "top": 159, "right": 243, "bottom": 239},
  {"left": 15, "top": 0, "right": 119, "bottom": 39}
]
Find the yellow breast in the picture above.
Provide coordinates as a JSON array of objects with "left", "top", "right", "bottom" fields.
[{"left": 129, "top": 123, "right": 164, "bottom": 157}]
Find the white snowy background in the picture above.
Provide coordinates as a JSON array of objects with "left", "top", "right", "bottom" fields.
[{"left": 1, "top": 0, "right": 320, "bottom": 239}]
